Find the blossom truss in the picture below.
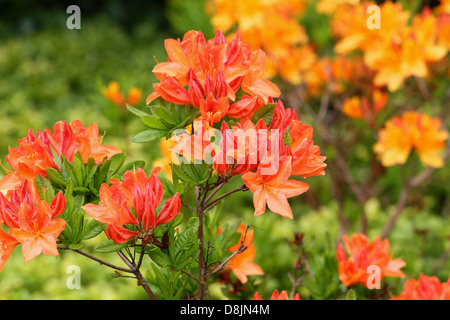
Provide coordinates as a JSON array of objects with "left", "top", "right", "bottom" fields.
[
  {"left": 147, "top": 30, "right": 280, "bottom": 125},
  {"left": 82, "top": 167, "right": 181, "bottom": 244},
  {"left": 336, "top": 233, "right": 406, "bottom": 288},
  {"left": 166, "top": 101, "right": 327, "bottom": 219},
  {"left": 0, "top": 180, "right": 66, "bottom": 271},
  {"left": 373, "top": 111, "right": 448, "bottom": 168},
  {"left": 391, "top": 274, "right": 450, "bottom": 300},
  {"left": 0, "top": 120, "right": 122, "bottom": 192}
]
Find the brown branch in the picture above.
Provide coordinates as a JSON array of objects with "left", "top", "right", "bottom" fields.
[
  {"left": 381, "top": 147, "right": 450, "bottom": 239},
  {"left": 204, "top": 184, "right": 249, "bottom": 211},
  {"left": 58, "top": 246, "right": 133, "bottom": 274}
]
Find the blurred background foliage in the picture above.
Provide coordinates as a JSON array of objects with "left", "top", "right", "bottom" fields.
[{"left": 0, "top": 0, "right": 449, "bottom": 299}]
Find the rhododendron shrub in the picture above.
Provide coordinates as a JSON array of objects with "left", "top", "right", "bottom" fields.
[{"left": 0, "top": 29, "right": 326, "bottom": 301}]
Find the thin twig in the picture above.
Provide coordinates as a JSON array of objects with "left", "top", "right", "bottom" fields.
[
  {"left": 181, "top": 200, "right": 197, "bottom": 214},
  {"left": 203, "top": 181, "right": 226, "bottom": 205},
  {"left": 204, "top": 184, "right": 249, "bottom": 210},
  {"left": 205, "top": 244, "right": 248, "bottom": 280},
  {"left": 59, "top": 246, "right": 133, "bottom": 274}
]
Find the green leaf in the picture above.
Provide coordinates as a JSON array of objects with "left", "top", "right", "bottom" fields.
[
  {"left": 251, "top": 103, "right": 275, "bottom": 125},
  {"left": 172, "top": 216, "right": 199, "bottom": 270},
  {"left": 126, "top": 103, "right": 151, "bottom": 117},
  {"left": 141, "top": 115, "right": 170, "bottom": 130},
  {"left": 108, "top": 152, "right": 127, "bottom": 176},
  {"left": 345, "top": 289, "right": 356, "bottom": 300},
  {"left": 68, "top": 243, "right": 84, "bottom": 250},
  {"left": 148, "top": 248, "right": 172, "bottom": 268},
  {"left": 116, "top": 160, "right": 146, "bottom": 176},
  {"left": 34, "top": 175, "right": 55, "bottom": 199},
  {"left": 46, "top": 168, "right": 68, "bottom": 187},
  {"left": 132, "top": 129, "right": 167, "bottom": 143},
  {"left": 80, "top": 219, "right": 104, "bottom": 240},
  {"left": 72, "top": 152, "right": 86, "bottom": 187},
  {"left": 94, "top": 239, "right": 129, "bottom": 253},
  {"left": 96, "top": 158, "right": 112, "bottom": 188}
]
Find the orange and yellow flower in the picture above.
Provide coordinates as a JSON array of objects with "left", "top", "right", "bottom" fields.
[
  {"left": 242, "top": 155, "right": 310, "bottom": 219},
  {"left": 341, "top": 89, "right": 387, "bottom": 124},
  {"left": 391, "top": 274, "right": 450, "bottom": 300},
  {"left": 331, "top": 2, "right": 448, "bottom": 92},
  {"left": 0, "top": 129, "right": 58, "bottom": 192},
  {"left": 239, "top": 101, "right": 326, "bottom": 218},
  {"left": 45, "top": 120, "right": 122, "bottom": 164},
  {"left": 373, "top": 111, "right": 448, "bottom": 168},
  {"left": 336, "top": 233, "right": 406, "bottom": 288},
  {"left": 82, "top": 168, "right": 181, "bottom": 244},
  {"left": 209, "top": 0, "right": 315, "bottom": 85},
  {"left": 0, "top": 180, "right": 66, "bottom": 268},
  {"left": 102, "top": 81, "right": 142, "bottom": 108},
  {"left": 147, "top": 30, "right": 280, "bottom": 124},
  {"left": 225, "top": 224, "right": 263, "bottom": 284},
  {"left": 0, "top": 121, "right": 122, "bottom": 192}
]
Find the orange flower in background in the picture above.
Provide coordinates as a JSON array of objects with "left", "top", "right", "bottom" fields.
[
  {"left": 82, "top": 168, "right": 181, "bottom": 244},
  {"left": 341, "top": 89, "right": 387, "bottom": 124},
  {"left": 336, "top": 233, "right": 406, "bottom": 288},
  {"left": 0, "top": 129, "right": 58, "bottom": 192},
  {"left": 391, "top": 274, "right": 450, "bottom": 300},
  {"left": 436, "top": 0, "right": 450, "bottom": 14},
  {"left": 209, "top": 0, "right": 315, "bottom": 85},
  {"left": 303, "top": 55, "right": 371, "bottom": 98},
  {"left": 102, "top": 81, "right": 142, "bottom": 108},
  {"left": 226, "top": 224, "right": 263, "bottom": 284},
  {"left": 254, "top": 289, "right": 300, "bottom": 300},
  {"left": 45, "top": 120, "right": 122, "bottom": 164},
  {"left": 152, "top": 138, "right": 180, "bottom": 179},
  {"left": 373, "top": 111, "right": 448, "bottom": 168},
  {"left": 331, "top": 1, "right": 448, "bottom": 92},
  {"left": 316, "top": 0, "right": 360, "bottom": 14}
]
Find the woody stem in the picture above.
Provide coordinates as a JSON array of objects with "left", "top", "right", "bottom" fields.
[
  {"left": 195, "top": 186, "right": 207, "bottom": 300},
  {"left": 117, "top": 249, "right": 158, "bottom": 300}
]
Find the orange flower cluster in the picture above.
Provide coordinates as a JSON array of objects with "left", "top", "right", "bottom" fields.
[
  {"left": 336, "top": 233, "right": 406, "bottom": 288},
  {"left": 147, "top": 30, "right": 280, "bottom": 125},
  {"left": 209, "top": 0, "right": 316, "bottom": 85},
  {"left": 254, "top": 289, "right": 300, "bottom": 300},
  {"left": 391, "top": 274, "right": 450, "bottom": 300},
  {"left": 303, "top": 55, "right": 375, "bottom": 98},
  {"left": 341, "top": 89, "right": 387, "bottom": 125},
  {"left": 316, "top": 0, "right": 360, "bottom": 14},
  {"left": 0, "top": 121, "right": 122, "bottom": 192},
  {"left": 225, "top": 224, "right": 263, "bottom": 284},
  {"left": 148, "top": 31, "right": 327, "bottom": 219},
  {"left": 0, "top": 180, "right": 66, "bottom": 271},
  {"left": 204, "top": 101, "right": 326, "bottom": 219},
  {"left": 241, "top": 102, "right": 326, "bottom": 218},
  {"left": 82, "top": 168, "right": 181, "bottom": 244},
  {"left": 102, "top": 81, "right": 142, "bottom": 108},
  {"left": 373, "top": 111, "right": 449, "bottom": 168},
  {"left": 330, "top": 1, "right": 449, "bottom": 92}
]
